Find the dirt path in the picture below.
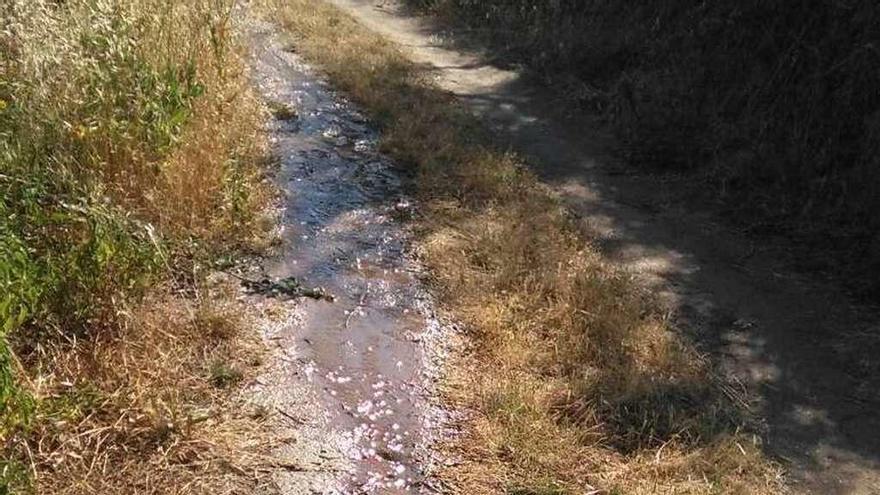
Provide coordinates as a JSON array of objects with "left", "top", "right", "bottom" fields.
[
  {"left": 242, "top": 17, "right": 456, "bottom": 494},
  {"left": 322, "top": 1, "right": 880, "bottom": 493}
]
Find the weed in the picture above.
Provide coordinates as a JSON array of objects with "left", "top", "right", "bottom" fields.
[
  {"left": 0, "top": 458, "right": 30, "bottom": 495},
  {"left": 194, "top": 296, "right": 242, "bottom": 341},
  {"left": 267, "top": 100, "right": 299, "bottom": 121},
  {"left": 209, "top": 361, "right": 244, "bottom": 389},
  {"left": 39, "top": 383, "right": 105, "bottom": 424}
]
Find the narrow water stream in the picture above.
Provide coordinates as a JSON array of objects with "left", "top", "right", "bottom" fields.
[{"left": 246, "top": 20, "right": 450, "bottom": 494}]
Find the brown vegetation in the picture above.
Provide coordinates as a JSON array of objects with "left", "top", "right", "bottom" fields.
[
  {"left": 267, "top": 1, "right": 786, "bottom": 493},
  {"left": 1, "top": 1, "right": 276, "bottom": 492},
  {"left": 14, "top": 286, "right": 275, "bottom": 495}
]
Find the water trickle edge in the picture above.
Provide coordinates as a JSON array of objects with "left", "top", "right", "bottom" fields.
[{"left": 235, "top": 13, "right": 463, "bottom": 494}]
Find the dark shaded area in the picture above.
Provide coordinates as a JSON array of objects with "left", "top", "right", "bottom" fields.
[
  {"left": 458, "top": 67, "right": 880, "bottom": 494},
  {"left": 604, "top": 384, "right": 743, "bottom": 454},
  {"left": 405, "top": 0, "right": 880, "bottom": 299},
  {"left": 325, "top": 1, "right": 880, "bottom": 492}
]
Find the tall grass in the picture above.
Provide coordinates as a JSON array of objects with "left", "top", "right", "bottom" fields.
[
  {"left": 1, "top": 0, "right": 271, "bottom": 492},
  {"left": 268, "top": 1, "right": 784, "bottom": 493},
  {"left": 411, "top": 0, "right": 880, "bottom": 293}
]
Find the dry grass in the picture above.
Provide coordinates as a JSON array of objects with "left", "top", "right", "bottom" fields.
[
  {"left": 10, "top": 282, "right": 277, "bottom": 495},
  {"left": 4, "top": 0, "right": 272, "bottom": 247},
  {"left": 265, "top": 1, "right": 786, "bottom": 493},
  {"left": 2, "top": 0, "right": 279, "bottom": 493}
]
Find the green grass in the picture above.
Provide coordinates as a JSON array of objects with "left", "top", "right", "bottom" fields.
[
  {"left": 209, "top": 361, "right": 244, "bottom": 389},
  {"left": 1, "top": 0, "right": 272, "bottom": 492}
]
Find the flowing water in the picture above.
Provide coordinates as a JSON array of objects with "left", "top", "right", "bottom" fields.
[{"left": 246, "top": 20, "right": 452, "bottom": 494}]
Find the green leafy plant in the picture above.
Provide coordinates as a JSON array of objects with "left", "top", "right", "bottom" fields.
[{"left": 0, "top": 0, "right": 270, "bottom": 490}]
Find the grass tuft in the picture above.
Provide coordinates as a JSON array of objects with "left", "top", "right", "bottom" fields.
[{"left": 209, "top": 361, "right": 245, "bottom": 389}]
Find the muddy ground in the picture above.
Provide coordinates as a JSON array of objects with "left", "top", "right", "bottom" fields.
[{"left": 239, "top": 16, "right": 460, "bottom": 494}]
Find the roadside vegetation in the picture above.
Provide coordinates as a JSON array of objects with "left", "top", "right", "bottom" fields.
[
  {"left": 1, "top": 1, "right": 275, "bottom": 492},
  {"left": 268, "top": 1, "right": 785, "bottom": 493},
  {"left": 409, "top": 0, "right": 880, "bottom": 297}
]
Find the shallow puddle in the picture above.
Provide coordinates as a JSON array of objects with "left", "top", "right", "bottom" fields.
[{"left": 246, "top": 21, "right": 449, "bottom": 494}]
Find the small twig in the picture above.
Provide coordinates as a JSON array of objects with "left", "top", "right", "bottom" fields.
[
  {"left": 275, "top": 406, "right": 305, "bottom": 425},
  {"left": 20, "top": 438, "right": 37, "bottom": 483},
  {"left": 222, "top": 269, "right": 259, "bottom": 284},
  {"left": 344, "top": 286, "right": 369, "bottom": 329}
]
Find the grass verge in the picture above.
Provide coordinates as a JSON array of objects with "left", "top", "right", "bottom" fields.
[
  {"left": 2, "top": 1, "right": 277, "bottom": 492},
  {"left": 265, "top": 1, "right": 786, "bottom": 493}
]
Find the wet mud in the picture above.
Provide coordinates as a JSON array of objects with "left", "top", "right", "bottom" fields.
[{"left": 244, "top": 19, "right": 454, "bottom": 495}]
